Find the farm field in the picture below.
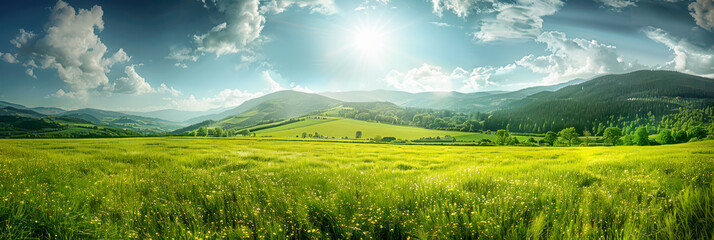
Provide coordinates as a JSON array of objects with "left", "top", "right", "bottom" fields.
[
  {"left": 254, "top": 118, "right": 536, "bottom": 141},
  {"left": 0, "top": 138, "right": 712, "bottom": 239}
]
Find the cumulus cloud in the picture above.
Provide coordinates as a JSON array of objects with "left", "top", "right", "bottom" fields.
[
  {"left": 290, "top": 82, "right": 313, "bottom": 93},
  {"left": 458, "top": 64, "right": 517, "bottom": 91},
  {"left": 262, "top": 70, "right": 283, "bottom": 92},
  {"left": 516, "top": 31, "right": 639, "bottom": 83},
  {"left": 429, "top": 0, "right": 563, "bottom": 42},
  {"left": 261, "top": 70, "right": 314, "bottom": 93},
  {"left": 260, "top": 0, "right": 337, "bottom": 14},
  {"left": 384, "top": 64, "right": 455, "bottom": 92},
  {"left": 168, "top": 88, "right": 265, "bottom": 111},
  {"left": 25, "top": 68, "right": 36, "bottom": 79},
  {"left": 158, "top": 83, "right": 181, "bottom": 97},
  {"left": 8, "top": 0, "right": 133, "bottom": 98},
  {"left": 166, "top": 46, "right": 200, "bottom": 65},
  {"left": 10, "top": 29, "right": 35, "bottom": 48},
  {"left": 474, "top": 0, "right": 564, "bottom": 42},
  {"left": 644, "top": 27, "right": 714, "bottom": 77},
  {"left": 183, "top": 0, "right": 336, "bottom": 64},
  {"left": 51, "top": 89, "right": 81, "bottom": 98},
  {"left": 355, "top": 0, "right": 389, "bottom": 11},
  {"left": 1, "top": 52, "right": 18, "bottom": 63},
  {"left": 110, "top": 65, "right": 154, "bottom": 95},
  {"left": 383, "top": 63, "right": 514, "bottom": 92},
  {"left": 430, "top": 0, "right": 498, "bottom": 18},
  {"left": 689, "top": 0, "right": 714, "bottom": 31},
  {"left": 597, "top": 0, "right": 637, "bottom": 10}
]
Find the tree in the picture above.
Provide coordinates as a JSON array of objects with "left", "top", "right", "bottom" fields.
[
  {"left": 673, "top": 130, "right": 688, "bottom": 143},
  {"left": 558, "top": 127, "right": 578, "bottom": 146},
  {"left": 214, "top": 127, "right": 224, "bottom": 137},
  {"left": 603, "top": 127, "right": 622, "bottom": 146},
  {"left": 495, "top": 129, "right": 510, "bottom": 145},
  {"left": 355, "top": 131, "right": 362, "bottom": 139},
  {"left": 237, "top": 129, "right": 250, "bottom": 136},
  {"left": 373, "top": 135, "right": 383, "bottom": 143},
  {"left": 634, "top": 127, "right": 649, "bottom": 146},
  {"left": 197, "top": 127, "right": 208, "bottom": 137},
  {"left": 597, "top": 123, "right": 605, "bottom": 136},
  {"left": 544, "top": 131, "right": 558, "bottom": 146},
  {"left": 301, "top": 132, "right": 307, "bottom": 138},
  {"left": 583, "top": 130, "right": 591, "bottom": 146},
  {"left": 687, "top": 125, "right": 707, "bottom": 140},
  {"left": 658, "top": 129, "right": 674, "bottom": 144}
]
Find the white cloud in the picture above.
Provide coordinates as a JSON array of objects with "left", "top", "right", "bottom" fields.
[
  {"left": 166, "top": 46, "right": 199, "bottom": 64},
  {"left": 689, "top": 0, "right": 714, "bottom": 31},
  {"left": 9, "top": 0, "right": 132, "bottom": 98},
  {"left": 178, "top": 0, "right": 335, "bottom": 65},
  {"left": 383, "top": 63, "right": 458, "bottom": 92},
  {"left": 290, "top": 82, "right": 313, "bottom": 93},
  {"left": 430, "top": 0, "right": 498, "bottom": 18},
  {"left": 10, "top": 29, "right": 35, "bottom": 48},
  {"left": 431, "top": 21, "right": 461, "bottom": 28},
  {"left": 262, "top": 70, "right": 314, "bottom": 93},
  {"left": 458, "top": 64, "right": 516, "bottom": 91},
  {"left": 262, "top": 70, "right": 283, "bottom": 92},
  {"left": 158, "top": 83, "right": 181, "bottom": 97},
  {"left": 1, "top": 52, "right": 18, "bottom": 63},
  {"left": 51, "top": 89, "right": 80, "bottom": 98},
  {"left": 110, "top": 65, "right": 154, "bottom": 95},
  {"left": 168, "top": 89, "right": 265, "bottom": 111},
  {"left": 260, "top": 0, "right": 337, "bottom": 14},
  {"left": 25, "top": 68, "right": 36, "bottom": 79},
  {"left": 383, "top": 63, "right": 513, "bottom": 92},
  {"left": 474, "top": 0, "right": 564, "bottom": 42},
  {"left": 516, "top": 31, "right": 638, "bottom": 83},
  {"left": 597, "top": 0, "right": 637, "bottom": 10},
  {"left": 355, "top": 0, "right": 389, "bottom": 11},
  {"left": 644, "top": 27, "right": 714, "bottom": 77}
]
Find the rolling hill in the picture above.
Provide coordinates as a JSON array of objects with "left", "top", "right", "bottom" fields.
[
  {"left": 185, "top": 90, "right": 340, "bottom": 124},
  {"left": 319, "top": 78, "right": 587, "bottom": 112},
  {"left": 253, "top": 117, "right": 536, "bottom": 141},
  {"left": 484, "top": 70, "right": 714, "bottom": 133},
  {"left": 181, "top": 91, "right": 342, "bottom": 130},
  {"left": 58, "top": 108, "right": 184, "bottom": 133},
  {"left": 0, "top": 106, "right": 47, "bottom": 118},
  {"left": 122, "top": 108, "right": 228, "bottom": 123},
  {"left": 0, "top": 101, "right": 66, "bottom": 115},
  {"left": 0, "top": 115, "right": 140, "bottom": 138}
]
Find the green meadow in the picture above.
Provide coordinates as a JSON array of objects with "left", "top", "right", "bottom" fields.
[
  {"left": 253, "top": 118, "right": 535, "bottom": 142},
  {"left": 0, "top": 138, "right": 712, "bottom": 239}
]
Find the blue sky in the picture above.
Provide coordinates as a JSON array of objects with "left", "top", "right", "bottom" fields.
[{"left": 0, "top": 0, "right": 712, "bottom": 111}]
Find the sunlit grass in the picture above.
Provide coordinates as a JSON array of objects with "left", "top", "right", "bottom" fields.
[{"left": 0, "top": 138, "right": 712, "bottom": 239}]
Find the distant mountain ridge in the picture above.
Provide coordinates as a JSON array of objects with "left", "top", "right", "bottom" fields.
[
  {"left": 122, "top": 108, "right": 229, "bottom": 123},
  {"left": 318, "top": 78, "right": 587, "bottom": 112},
  {"left": 483, "top": 70, "right": 714, "bottom": 132}
]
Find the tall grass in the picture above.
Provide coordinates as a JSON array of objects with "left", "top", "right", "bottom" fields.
[{"left": 0, "top": 138, "right": 712, "bottom": 239}]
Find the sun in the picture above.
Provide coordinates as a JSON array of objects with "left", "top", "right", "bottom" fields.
[
  {"left": 353, "top": 27, "right": 386, "bottom": 56},
  {"left": 350, "top": 25, "right": 390, "bottom": 60}
]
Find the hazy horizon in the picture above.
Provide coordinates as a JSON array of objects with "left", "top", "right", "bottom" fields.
[{"left": 1, "top": 0, "right": 713, "bottom": 112}]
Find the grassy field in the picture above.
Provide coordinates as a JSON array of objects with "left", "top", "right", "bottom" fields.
[
  {"left": 0, "top": 138, "right": 712, "bottom": 239},
  {"left": 254, "top": 118, "right": 535, "bottom": 142}
]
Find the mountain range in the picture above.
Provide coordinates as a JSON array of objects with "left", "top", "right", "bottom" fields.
[{"left": 1, "top": 70, "right": 712, "bottom": 137}]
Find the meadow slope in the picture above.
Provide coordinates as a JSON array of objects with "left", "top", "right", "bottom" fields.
[
  {"left": 0, "top": 138, "right": 712, "bottom": 239},
  {"left": 254, "top": 118, "right": 534, "bottom": 141}
]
